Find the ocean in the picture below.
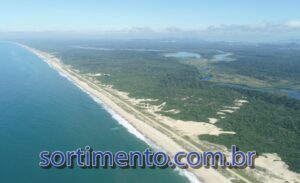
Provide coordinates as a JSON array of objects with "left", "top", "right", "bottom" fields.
[{"left": 0, "top": 42, "right": 192, "bottom": 183}]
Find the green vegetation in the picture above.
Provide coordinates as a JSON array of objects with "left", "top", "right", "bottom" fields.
[
  {"left": 54, "top": 48, "right": 243, "bottom": 121},
  {"left": 24, "top": 39, "right": 300, "bottom": 172},
  {"left": 214, "top": 45, "right": 300, "bottom": 85},
  {"left": 193, "top": 43, "right": 300, "bottom": 90},
  {"left": 200, "top": 90, "right": 300, "bottom": 171}
]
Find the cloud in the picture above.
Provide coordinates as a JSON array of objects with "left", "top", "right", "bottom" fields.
[
  {"left": 149, "top": 21, "right": 300, "bottom": 42},
  {"left": 285, "top": 20, "right": 300, "bottom": 28},
  {"left": 192, "top": 21, "right": 300, "bottom": 34},
  {"left": 103, "top": 20, "right": 300, "bottom": 38},
  {"left": 1, "top": 20, "right": 299, "bottom": 42}
]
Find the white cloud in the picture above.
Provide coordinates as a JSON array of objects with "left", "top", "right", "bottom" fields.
[
  {"left": 2, "top": 20, "right": 299, "bottom": 42},
  {"left": 285, "top": 20, "right": 300, "bottom": 28}
]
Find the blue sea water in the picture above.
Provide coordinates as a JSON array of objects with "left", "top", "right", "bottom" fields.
[{"left": 0, "top": 42, "right": 191, "bottom": 183}]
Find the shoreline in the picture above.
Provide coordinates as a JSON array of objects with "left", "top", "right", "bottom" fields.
[
  {"left": 8, "top": 42, "right": 299, "bottom": 183},
  {"left": 18, "top": 43, "right": 235, "bottom": 183}
]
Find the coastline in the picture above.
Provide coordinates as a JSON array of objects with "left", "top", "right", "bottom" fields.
[
  {"left": 19, "top": 42, "right": 300, "bottom": 183},
  {"left": 17, "top": 44, "right": 236, "bottom": 183}
]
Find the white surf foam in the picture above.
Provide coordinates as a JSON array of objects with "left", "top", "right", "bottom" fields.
[
  {"left": 29, "top": 48, "right": 202, "bottom": 183},
  {"left": 65, "top": 75, "right": 202, "bottom": 183},
  {"left": 175, "top": 168, "right": 202, "bottom": 183}
]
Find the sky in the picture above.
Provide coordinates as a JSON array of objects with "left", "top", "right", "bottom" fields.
[{"left": 1, "top": 0, "right": 300, "bottom": 41}]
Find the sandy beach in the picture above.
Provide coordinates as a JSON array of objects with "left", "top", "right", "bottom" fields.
[
  {"left": 17, "top": 44, "right": 235, "bottom": 183},
  {"left": 18, "top": 44, "right": 300, "bottom": 183}
]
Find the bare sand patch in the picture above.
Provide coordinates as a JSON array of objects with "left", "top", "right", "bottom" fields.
[
  {"left": 208, "top": 118, "right": 218, "bottom": 124},
  {"left": 220, "top": 109, "right": 235, "bottom": 113},
  {"left": 251, "top": 153, "right": 300, "bottom": 183}
]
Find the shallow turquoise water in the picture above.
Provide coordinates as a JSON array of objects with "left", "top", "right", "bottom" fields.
[{"left": 0, "top": 42, "right": 189, "bottom": 183}]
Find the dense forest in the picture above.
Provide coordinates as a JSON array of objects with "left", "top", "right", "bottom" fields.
[{"left": 23, "top": 39, "right": 300, "bottom": 172}]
